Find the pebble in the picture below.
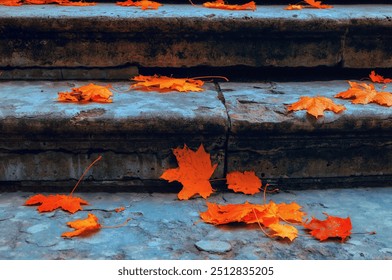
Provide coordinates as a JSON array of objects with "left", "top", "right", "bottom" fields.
[{"left": 195, "top": 240, "right": 232, "bottom": 254}]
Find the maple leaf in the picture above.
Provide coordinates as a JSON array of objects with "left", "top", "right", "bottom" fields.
[
  {"left": 335, "top": 81, "right": 392, "bottom": 106},
  {"left": 0, "top": 0, "right": 21, "bottom": 5},
  {"left": 131, "top": 75, "right": 204, "bottom": 93},
  {"left": 268, "top": 223, "right": 298, "bottom": 241},
  {"left": 58, "top": 83, "right": 113, "bottom": 103},
  {"left": 62, "top": 213, "right": 101, "bottom": 238},
  {"left": 369, "top": 70, "right": 392, "bottom": 84},
  {"left": 203, "top": 0, "right": 256, "bottom": 11},
  {"left": 287, "top": 96, "right": 346, "bottom": 118},
  {"left": 160, "top": 144, "right": 217, "bottom": 200},
  {"left": 304, "top": 213, "right": 352, "bottom": 241},
  {"left": 25, "top": 194, "right": 89, "bottom": 214},
  {"left": 285, "top": 4, "right": 303, "bottom": 10},
  {"left": 25, "top": 156, "right": 102, "bottom": 213},
  {"left": 304, "top": 0, "right": 332, "bottom": 9},
  {"left": 116, "top": 0, "right": 162, "bottom": 10},
  {"left": 277, "top": 202, "right": 306, "bottom": 223},
  {"left": 226, "top": 171, "right": 262, "bottom": 195}
]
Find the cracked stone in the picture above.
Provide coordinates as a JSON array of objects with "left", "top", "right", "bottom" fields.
[{"left": 195, "top": 240, "right": 232, "bottom": 254}]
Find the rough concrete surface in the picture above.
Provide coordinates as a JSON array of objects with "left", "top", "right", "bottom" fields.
[
  {"left": 1, "top": 80, "right": 392, "bottom": 189},
  {"left": 0, "top": 188, "right": 391, "bottom": 260},
  {"left": 0, "top": 5, "right": 391, "bottom": 68}
]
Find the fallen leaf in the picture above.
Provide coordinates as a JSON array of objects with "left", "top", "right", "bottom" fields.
[
  {"left": 287, "top": 96, "right": 346, "bottom": 118},
  {"left": 116, "top": 0, "right": 161, "bottom": 10},
  {"left": 0, "top": 0, "right": 21, "bottom": 5},
  {"left": 304, "top": 0, "right": 332, "bottom": 9},
  {"left": 58, "top": 83, "right": 113, "bottom": 103},
  {"left": 25, "top": 194, "right": 88, "bottom": 214},
  {"left": 203, "top": 0, "right": 256, "bottom": 11},
  {"left": 160, "top": 144, "right": 217, "bottom": 200},
  {"left": 268, "top": 223, "right": 298, "bottom": 241},
  {"left": 226, "top": 170, "right": 262, "bottom": 195},
  {"left": 369, "top": 70, "right": 392, "bottom": 84},
  {"left": 131, "top": 75, "right": 204, "bottom": 93},
  {"left": 62, "top": 213, "right": 101, "bottom": 238},
  {"left": 304, "top": 213, "right": 352, "bottom": 241},
  {"left": 277, "top": 202, "right": 306, "bottom": 223},
  {"left": 115, "top": 207, "right": 125, "bottom": 213},
  {"left": 285, "top": 4, "right": 303, "bottom": 10},
  {"left": 335, "top": 81, "right": 392, "bottom": 106},
  {"left": 58, "top": 1, "right": 96, "bottom": 6}
]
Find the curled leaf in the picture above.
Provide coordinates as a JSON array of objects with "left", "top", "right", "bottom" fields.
[
  {"left": 62, "top": 213, "right": 101, "bottom": 238},
  {"left": 287, "top": 96, "right": 346, "bottom": 118},
  {"left": 160, "top": 144, "right": 217, "bottom": 200},
  {"left": 226, "top": 170, "right": 262, "bottom": 195},
  {"left": 369, "top": 71, "right": 392, "bottom": 84}
]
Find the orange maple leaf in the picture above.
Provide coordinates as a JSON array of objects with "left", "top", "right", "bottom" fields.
[
  {"left": 25, "top": 194, "right": 88, "bottom": 214},
  {"left": 369, "top": 70, "right": 392, "bottom": 84},
  {"left": 277, "top": 202, "right": 306, "bottom": 223},
  {"left": 285, "top": 4, "right": 303, "bottom": 10},
  {"left": 0, "top": 0, "right": 21, "bottom": 5},
  {"left": 62, "top": 213, "right": 101, "bottom": 238},
  {"left": 287, "top": 96, "right": 346, "bottom": 118},
  {"left": 116, "top": 0, "right": 161, "bottom": 10},
  {"left": 202, "top": 0, "right": 256, "bottom": 11},
  {"left": 268, "top": 223, "right": 298, "bottom": 241},
  {"left": 131, "top": 75, "right": 204, "bottom": 93},
  {"left": 304, "top": 213, "right": 352, "bottom": 241},
  {"left": 335, "top": 81, "right": 392, "bottom": 106},
  {"left": 226, "top": 171, "right": 262, "bottom": 195},
  {"left": 25, "top": 156, "right": 102, "bottom": 213},
  {"left": 161, "top": 144, "right": 217, "bottom": 200},
  {"left": 58, "top": 83, "right": 113, "bottom": 103},
  {"left": 304, "top": 0, "right": 332, "bottom": 9}
]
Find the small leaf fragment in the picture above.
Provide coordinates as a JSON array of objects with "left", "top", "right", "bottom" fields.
[
  {"left": 226, "top": 170, "right": 262, "bottom": 195},
  {"left": 62, "top": 213, "right": 101, "bottom": 238}
]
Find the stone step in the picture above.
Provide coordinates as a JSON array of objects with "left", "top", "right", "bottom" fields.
[
  {"left": 1, "top": 80, "right": 391, "bottom": 190},
  {"left": 1, "top": 4, "right": 392, "bottom": 80}
]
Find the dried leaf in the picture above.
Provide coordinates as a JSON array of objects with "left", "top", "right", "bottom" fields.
[
  {"left": 58, "top": 83, "right": 113, "bottom": 103},
  {"left": 25, "top": 194, "right": 88, "bottom": 214},
  {"left": 335, "top": 81, "right": 392, "bottom": 106},
  {"left": 115, "top": 207, "right": 125, "bottom": 213},
  {"left": 304, "top": 213, "right": 352, "bottom": 241},
  {"left": 277, "top": 202, "right": 306, "bottom": 223},
  {"left": 116, "top": 0, "right": 161, "bottom": 10},
  {"left": 0, "top": 0, "right": 22, "bottom": 5},
  {"left": 285, "top": 4, "right": 303, "bottom": 10},
  {"left": 62, "top": 213, "right": 101, "bottom": 238},
  {"left": 268, "top": 223, "right": 298, "bottom": 241},
  {"left": 287, "top": 96, "right": 346, "bottom": 118},
  {"left": 304, "top": 0, "right": 332, "bottom": 9},
  {"left": 160, "top": 144, "right": 217, "bottom": 200},
  {"left": 369, "top": 71, "right": 392, "bottom": 84},
  {"left": 226, "top": 170, "right": 262, "bottom": 195},
  {"left": 131, "top": 75, "right": 204, "bottom": 93},
  {"left": 203, "top": 0, "right": 256, "bottom": 11}
]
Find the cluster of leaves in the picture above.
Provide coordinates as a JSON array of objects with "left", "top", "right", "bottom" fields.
[
  {"left": 25, "top": 156, "right": 127, "bottom": 238},
  {"left": 287, "top": 71, "right": 392, "bottom": 118},
  {"left": 160, "top": 144, "right": 353, "bottom": 242},
  {"left": 0, "top": 0, "right": 334, "bottom": 11}
]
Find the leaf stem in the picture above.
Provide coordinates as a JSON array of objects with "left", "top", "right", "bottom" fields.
[
  {"left": 252, "top": 208, "right": 272, "bottom": 239},
  {"left": 102, "top": 218, "right": 131, "bottom": 229},
  {"left": 70, "top": 155, "right": 102, "bottom": 196}
]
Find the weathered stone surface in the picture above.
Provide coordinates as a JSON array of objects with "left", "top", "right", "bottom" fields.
[
  {"left": 221, "top": 81, "right": 392, "bottom": 188},
  {"left": 0, "top": 5, "right": 391, "bottom": 69},
  {"left": 1, "top": 188, "right": 391, "bottom": 259},
  {"left": 195, "top": 240, "right": 232, "bottom": 254},
  {"left": 0, "top": 81, "right": 228, "bottom": 189}
]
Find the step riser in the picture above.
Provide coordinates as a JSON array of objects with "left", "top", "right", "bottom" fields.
[{"left": 1, "top": 5, "right": 392, "bottom": 69}]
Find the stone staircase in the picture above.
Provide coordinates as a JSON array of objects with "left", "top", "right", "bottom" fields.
[{"left": 1, "top": 2, "right": 392, "bottom": 191}]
